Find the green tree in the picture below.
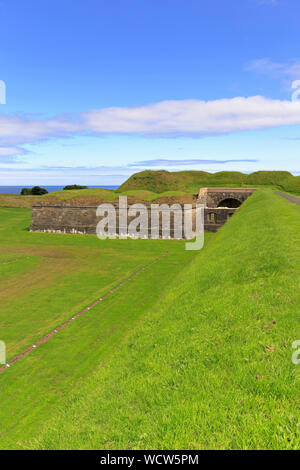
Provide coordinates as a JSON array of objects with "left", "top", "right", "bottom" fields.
[
  {"left": 20, "top": 188, "right": 32, "bottom": 195},
  {"left": 31, "top": 186, "right": 48, "bottom": 196},
  {"left": 63, "top": 185, "right": 88, "bottom": 190}
]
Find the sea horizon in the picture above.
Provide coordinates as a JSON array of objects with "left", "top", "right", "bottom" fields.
[{"left": 0, "top": 185, "right": 119, "bottom": 194}]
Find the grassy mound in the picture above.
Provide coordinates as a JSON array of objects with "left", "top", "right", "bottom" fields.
[
  {"left": 31, "top": 189, "right": 300, "bottom": 450},
  {"left": 0, "top": 188, "right": 195, "bottom": 208},
  {"left": 118, "top": 170, "right": 300, "bottom": 194},
  {"left": 0, "top": 194, "right": 41, "bottom": 208},
  {"left": 37, "top": 188, "right": 195, "bottom": 206},
  {"left": 1, "top": 170, "right": 300, "bottom": 209}
]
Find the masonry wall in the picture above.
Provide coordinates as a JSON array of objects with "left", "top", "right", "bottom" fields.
[
  {"left": 30, "top": 203, "right": 199, "bottom": 239},
  {"left": 31, "top": 205, "right": 101, "bottom": 234},
  {"left": 204, "top": 207, "right": 238, "bottom": 233},
  {"left": 198, "top": 188, "right": 255, "bottom": 208},
  {"left": 30, "top": 188, "right": 255, "bottom": 237}
]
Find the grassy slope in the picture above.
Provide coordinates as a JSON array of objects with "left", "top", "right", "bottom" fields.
[
  {"left": 0, "top": 208, "right": 198, "bottom": 449},
  {"left": 118, "top": 170, "right": 300, "bottom": 194},
  {"left": 3, "top": 170, "right": 300, "bottom": 209},
  {"left": 0, "top": 194, "right": 41, "bottom": 208},
  {"left": 0, "top": 189, "right": 194, "bottom": 208},
  {"left": 32, "top": 189, "right": 300, "bottom": 450}
]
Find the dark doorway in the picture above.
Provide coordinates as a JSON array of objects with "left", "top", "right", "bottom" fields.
[{"left": 217, "top": 198, "right": 241, "bottom": 208}]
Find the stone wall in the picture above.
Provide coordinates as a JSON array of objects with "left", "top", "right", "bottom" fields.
[
  {"left": 198, "top": 188, "right": 255, "bottom": 208},
  {"left": 30, "top": 188, "right": 255, "bottom": 237},
  {"left": 31, "top": 204, "right": 101, "bottom": 235},
  {"left": 30, "top": 202, "right": 199, "bottom": 239},
  {"left": 204, "top": 207, "right": 238, "bottom": 233},
  {"left": 198, "top": 188, "right": 255, "bottom": 232}
]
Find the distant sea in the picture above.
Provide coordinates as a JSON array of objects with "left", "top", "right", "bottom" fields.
[{"left": 0, "top": 185, "right": 119, "bottom": 194}]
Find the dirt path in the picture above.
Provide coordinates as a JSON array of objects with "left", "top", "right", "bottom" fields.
[
  {"left": 0, "top": 259, "right": 19, "bottom": 266},
  {"left": 0, "top": 252, "right": 168, "bottom": 374},
  {"left": 0, "top": 257, "right": 30, "bottom": 266},
  {"left": 278, "top": 192, "right": 300, "bottom": 205}
]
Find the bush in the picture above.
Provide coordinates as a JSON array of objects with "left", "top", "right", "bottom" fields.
[
  {"left": 63, "top": 185, "right": 88, "bottom": 190},
  {"left": 20, "top": 188, "right": 32, "bottom": 195},
  {"left": 31, "top": 186, "right": 48, "bottom": 196}
]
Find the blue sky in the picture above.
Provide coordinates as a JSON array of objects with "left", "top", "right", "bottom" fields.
[{"left": 0, "top": 0, "right": 300, "bottom": 185}]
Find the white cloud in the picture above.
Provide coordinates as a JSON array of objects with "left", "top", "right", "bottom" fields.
[
  {"left": 0, "top": 114, "right": 82, "bottom": 146},
  {"left": 82, "top": 97, "right": 300, "bottom": 136},
  {"left": 0, "top": 96, "right": 300, "bottom": 156},
  {"left": 246, "top": 58, "right": 300, "bottom": 81},
  {"left": 0, "top": 146, "right": 24, "bottom": 156},
  {"left": 130, "top": 159, "right": 258, "bottom": 167},
  {"left": 0, "top": 145, "right": 28, "bottom": 163}
]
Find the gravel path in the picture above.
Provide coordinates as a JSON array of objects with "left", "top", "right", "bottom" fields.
[{"left": 278, "top": 192, "right": 300, "bottom": 205}]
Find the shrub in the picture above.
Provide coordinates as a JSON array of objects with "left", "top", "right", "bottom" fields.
[
  {"left": 31, "top": 186, "right": 48, "bottom": 196},
  {"left": 63, "top": 185, "right": 88, "bottom": 191},
  {"left": 20, "top": 188, "right": 32, "bottom": 195}
]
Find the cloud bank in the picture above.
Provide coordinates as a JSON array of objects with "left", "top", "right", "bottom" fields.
[
  {"left": 130, "top": 158, "right": 258, "bottom": 167},
  {"left": 0, "top": 96, "right": 300, "bottom": 157}
]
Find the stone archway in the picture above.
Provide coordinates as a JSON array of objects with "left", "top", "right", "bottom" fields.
[{"left": 217, "top": 198, "right": 242, "bottom": 208}]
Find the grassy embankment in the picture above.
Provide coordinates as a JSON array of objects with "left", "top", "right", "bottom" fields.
[
  {"left": 0, "top": 188, "right": 194, "bottom": 208},
  {"left": 26, "top": 189, "right": 300, "bottom": 450},
  {"left": 2, "top": 170, "right": 300, "bottom": 209},
  {"left": 0, "top": 207, "right": 198, "bottom": 449},
  {"left": 118, "top": 170, "right": 300, "bottom": 194},
  {"left": 0, "top": 193, "right": 40, "bottom": 208}
]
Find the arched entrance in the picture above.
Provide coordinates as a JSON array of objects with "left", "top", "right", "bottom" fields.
[{"left": 217, "top": 198, "right": 242, "bottom": 208}]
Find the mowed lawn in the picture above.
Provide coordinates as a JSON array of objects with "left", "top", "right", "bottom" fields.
[
  {"left": 29, "top": 190, "right": 299, "bottom": 450},
  {"left": 0, "top": 208, "right": 194, "bottom": 359},
  {"left": 0, "top": 207, "right": 198, "bottom": 449}
]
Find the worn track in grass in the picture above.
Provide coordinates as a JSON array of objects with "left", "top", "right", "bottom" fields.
[
  {"left": 278, "top": 192, "right": 300, "bottom": 205},
  {"left": 0, "top": 252, "right": 168, "bottom": 374}
]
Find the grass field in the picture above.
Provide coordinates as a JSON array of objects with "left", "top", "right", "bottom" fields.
[
  {"left": 31, "top": 189, "right": 299, "bottom": 450},
  {"left": 0, "top": 208, "right": 198, "bottom": 449},
  {"left": 0, "top": 189, "right": 299, "bottom": 450}
]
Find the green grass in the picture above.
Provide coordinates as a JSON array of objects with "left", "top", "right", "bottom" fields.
[
  {"left": 0, "top": 188, "right": 194, "bottom": 208},
  {"left": 0, "top": 209, "right": 165, "bottom": 358},
  {"left": 0, "top": 207, "right": 198, "bottom": 449},
  {"left": 28, "top": 189, "right": 299, "bottom": 450},
  {"left": 118, "top": 170, "right": 300, "bottom": 194},
  {"left": 44, "top": 187, "right": 193, "bottom": 202},
  {"left": 44, "top": 187, "right": 116, "bottom": 200},
  {"left": 0, "top": 193, "right": 40, "bottom": 208},
  {"left": 3, "top": 170, "right": 300, "bottom": 210},
  {"left": 0, "top": 190, "right": 299, "bottom": 450}
]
